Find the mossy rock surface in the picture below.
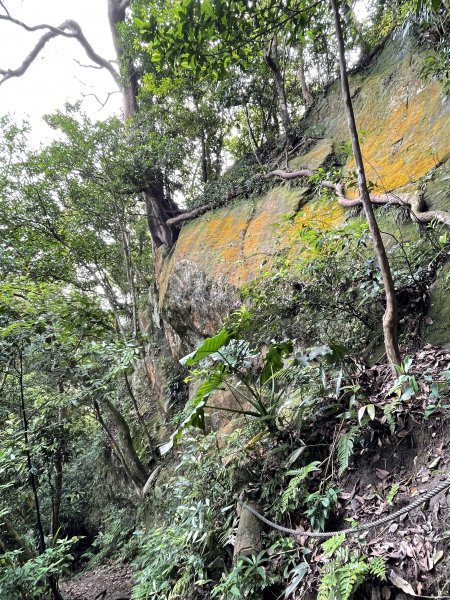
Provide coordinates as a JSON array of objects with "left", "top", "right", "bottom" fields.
[
  {"left": 159, "top": 35, "right": 450, "bottom": 351},
  {"left": 425, "top": 263, "right": 450, "bottom": 348}
]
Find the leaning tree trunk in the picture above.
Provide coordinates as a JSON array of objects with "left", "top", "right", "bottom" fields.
[
  {"left": 102, "top": 397, "right": 149, "bottom": 488},
  {"left": 107, "top": 0, "right": 180, "bottom": 248},
  {"left": 330, "top": 0, "right": 401, "bottom": 368}
]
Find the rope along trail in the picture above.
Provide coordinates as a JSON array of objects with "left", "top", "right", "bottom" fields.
[{"left": 242, "top": 478, "right": 450, "bottom": 539}]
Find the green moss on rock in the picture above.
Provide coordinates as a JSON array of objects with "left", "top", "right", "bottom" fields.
[{"left": 425, "top": 263, "right": 450, "bottom": 348}]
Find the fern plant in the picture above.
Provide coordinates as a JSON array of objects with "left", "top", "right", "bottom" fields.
[
  {"left": 278, "top": 461, "right": 321, "bottom": 514},
  {"left": 335, "top": 425, "right": 360, "bottom": 476},
  {"left": 317, "top": 552, "right": 385, "bottom": 600}
]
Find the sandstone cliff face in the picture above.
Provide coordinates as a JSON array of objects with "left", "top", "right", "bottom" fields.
[{"left": 157, "top": 35, "right": 450, "bottom": 356}]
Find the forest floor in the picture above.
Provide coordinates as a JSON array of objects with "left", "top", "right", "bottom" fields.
[
  {"left": 303, "top": 343, "right": 450, "bottom": 598},
  {"left": 59, "top": 346, "right": 450, "bottom": 600},
  {"left": 60, "top": 563, "right": 133, "bottom": 600}
]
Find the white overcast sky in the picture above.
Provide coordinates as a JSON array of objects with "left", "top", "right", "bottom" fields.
[{"left": 0, "top": 0, "right": 123, "bottom": 144}]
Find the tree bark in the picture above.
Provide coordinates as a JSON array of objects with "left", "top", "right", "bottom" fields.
[
  {"left": 50, "top": 381, "right": 67, "bottom": 539},
  {"left": 102, "top": 396, "right": 149, "bottom": 488},
  {"left": 143, "top": 179, "right": 181, "bottom": 248},
  {"left": 299, "top": 47, "right": 314, "bottom": 108},
  {"left": 264, "top": 36, "right": 293, "bottom": 145},
  {"left": 330, "top": 0, "right": 401, "bottom": 368},
  {"left": 93, "top": 400, "right": 142, "bottom": 494},
  {"left": 233, "top": 502, "right": 262, "bottom": 562},
  {"left": 107, "top": 0, "right": 137, "bottom": 120},
  {"left": 200, "top": 127, "right": 208, "bottom": 184}
]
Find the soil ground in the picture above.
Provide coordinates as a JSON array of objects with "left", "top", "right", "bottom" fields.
[{"left": 60, "top": 563, "right": 133, "bottom": 600}]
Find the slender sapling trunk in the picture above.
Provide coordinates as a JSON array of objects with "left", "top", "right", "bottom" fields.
[{"left": 330, "top": 0, "right": 401, "bottom": 368}]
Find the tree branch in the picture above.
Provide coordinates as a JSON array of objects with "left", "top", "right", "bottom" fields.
[
  {"left": 166, "top": 202, "right": 214, "bottom": 226},
  {"left": 0, "top": 2, "right": 10, "bottom": 17},
  {"left": 81, "top": 90, "right": 121, "bottom": 110},
  {"left": 0, "top": 16, "right": 120, "bottom": 86},
  {"left": 73, "top": 58, "right": 104, "bottom": 70}
]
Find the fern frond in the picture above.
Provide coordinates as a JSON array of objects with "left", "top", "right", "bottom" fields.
[
  {"left": 369, "top": 557, "right": 386, "bottom": 580},
  {"left": 278, "top": 461, "right": 321, "bottom": 514},
  {"left": 272, "top": 364, "right": 308, "bottom": 385},
  {"left": 335, "top": 425, "right": 360, "bottom": 476},
  {"left": 386, "top": 483, "right": 399, "bottom": 506},
  {"left": 383, "top": 397, "right": 402, "bottom": 433},
  {"left": 321, "top": 532, "right": 345, "bottom": 558},
  {"left": 317, "top": 556, "right": 386, "bottom": 600}
]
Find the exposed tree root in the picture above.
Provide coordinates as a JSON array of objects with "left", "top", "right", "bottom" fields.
[
  {"left": 166, "top": 167, "right": 450, "bottom": 229},
  {"left": 265, "top": 168, "right": 450, "bottom": 227},
  {"left": 166, "top": 186, "right": 246, "bottom": 226}
]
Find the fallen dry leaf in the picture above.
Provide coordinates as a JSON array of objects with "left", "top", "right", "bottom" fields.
[
  {"left": 389, "top": 570, "right": 417, "bottom": 595},
  {"left": 376, "top": 468, "right": 390, "bottom": 480}
]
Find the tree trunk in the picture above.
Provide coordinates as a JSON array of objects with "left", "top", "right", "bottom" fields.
[
  {"left": 107, "top": 0, "right": 138, "bottom": 120},
  {"left": 264, "top": 36, "right": 292, "bottom": 145},
  {"left": 18, "top": 352, "right": 45, "bottom": 555},
  {"left": 233, "top": 502, "right": 262, "bottom": 562},
  {"left": 102, "top": 396, "right": 149, "bottom": 487},
  {"left": 19, "top": 352, "right": 64, "bottom": 600},
  {"left": 93, "top": 400, "right": 143, "bottom": 494},
  {"left": 200, "top": 127, "right": 208, "bottom": 184},
  {"left": 107, "top": 0, "right": 180, "bottom": 248},
  {"left": 51, "top": 382, "right": 67, "bottom": 539},
  {"left": 299, "top": 47, "right": 314, "bottom": 108},
  {"left": 330, "top": 0, "right": 401, "bottom": 368},
  {"left": 143, "top": 182, "right": 181, "bottom": 249},
  {"left": 124, "top": 372, "right": 155, "bottom": 456}
]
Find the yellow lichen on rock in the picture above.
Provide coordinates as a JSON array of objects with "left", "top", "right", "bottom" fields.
[{"left": 343, "top": 77, "right": 450, "bottom": 195}]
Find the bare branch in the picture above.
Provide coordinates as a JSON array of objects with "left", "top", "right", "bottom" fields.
[
  {"left": 166, "top": 203, "right": 214, "bottom": 227},
  {"left": 0, "top": 2, "right": 10, "bottom": 17},
  {"left": 0, "top": 16, "right": 120, "bottom": 86},
  {"left": 0, "top": 14, "right": 75, "bottom": 36},
  {"left": 81, "top": 90, "right": 121, "bottom": 110},
  {"left": 73, "top": 58, "right": 104, "bottom": 70},
  {"left": 166, "top": 184, "right": 246, "bottom": 226}
]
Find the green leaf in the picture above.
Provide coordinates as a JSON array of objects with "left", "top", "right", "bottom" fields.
[
  {"left": 357, "top": 405, "right": 366, "bottom": 424},
  {"left": 193, "top": 370, "right": 224, "bottom": 405},
  {"left": 284, "top": 562, "right": 308, "bottom": 598},
  {"left": 182, "top": 329, "right": 232, "bottom": 366},
  {"left": 159, "top": 402, "right": 206, "bottom": 455},
  {"left": 321, "top": 532, "right": 345, "bottom": 558},
  {"left": 201, "top": 0, "right": 215, "bottom": 18},
  {"left": 260, "top": 340, "right": 293, "bottom": 385}
]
